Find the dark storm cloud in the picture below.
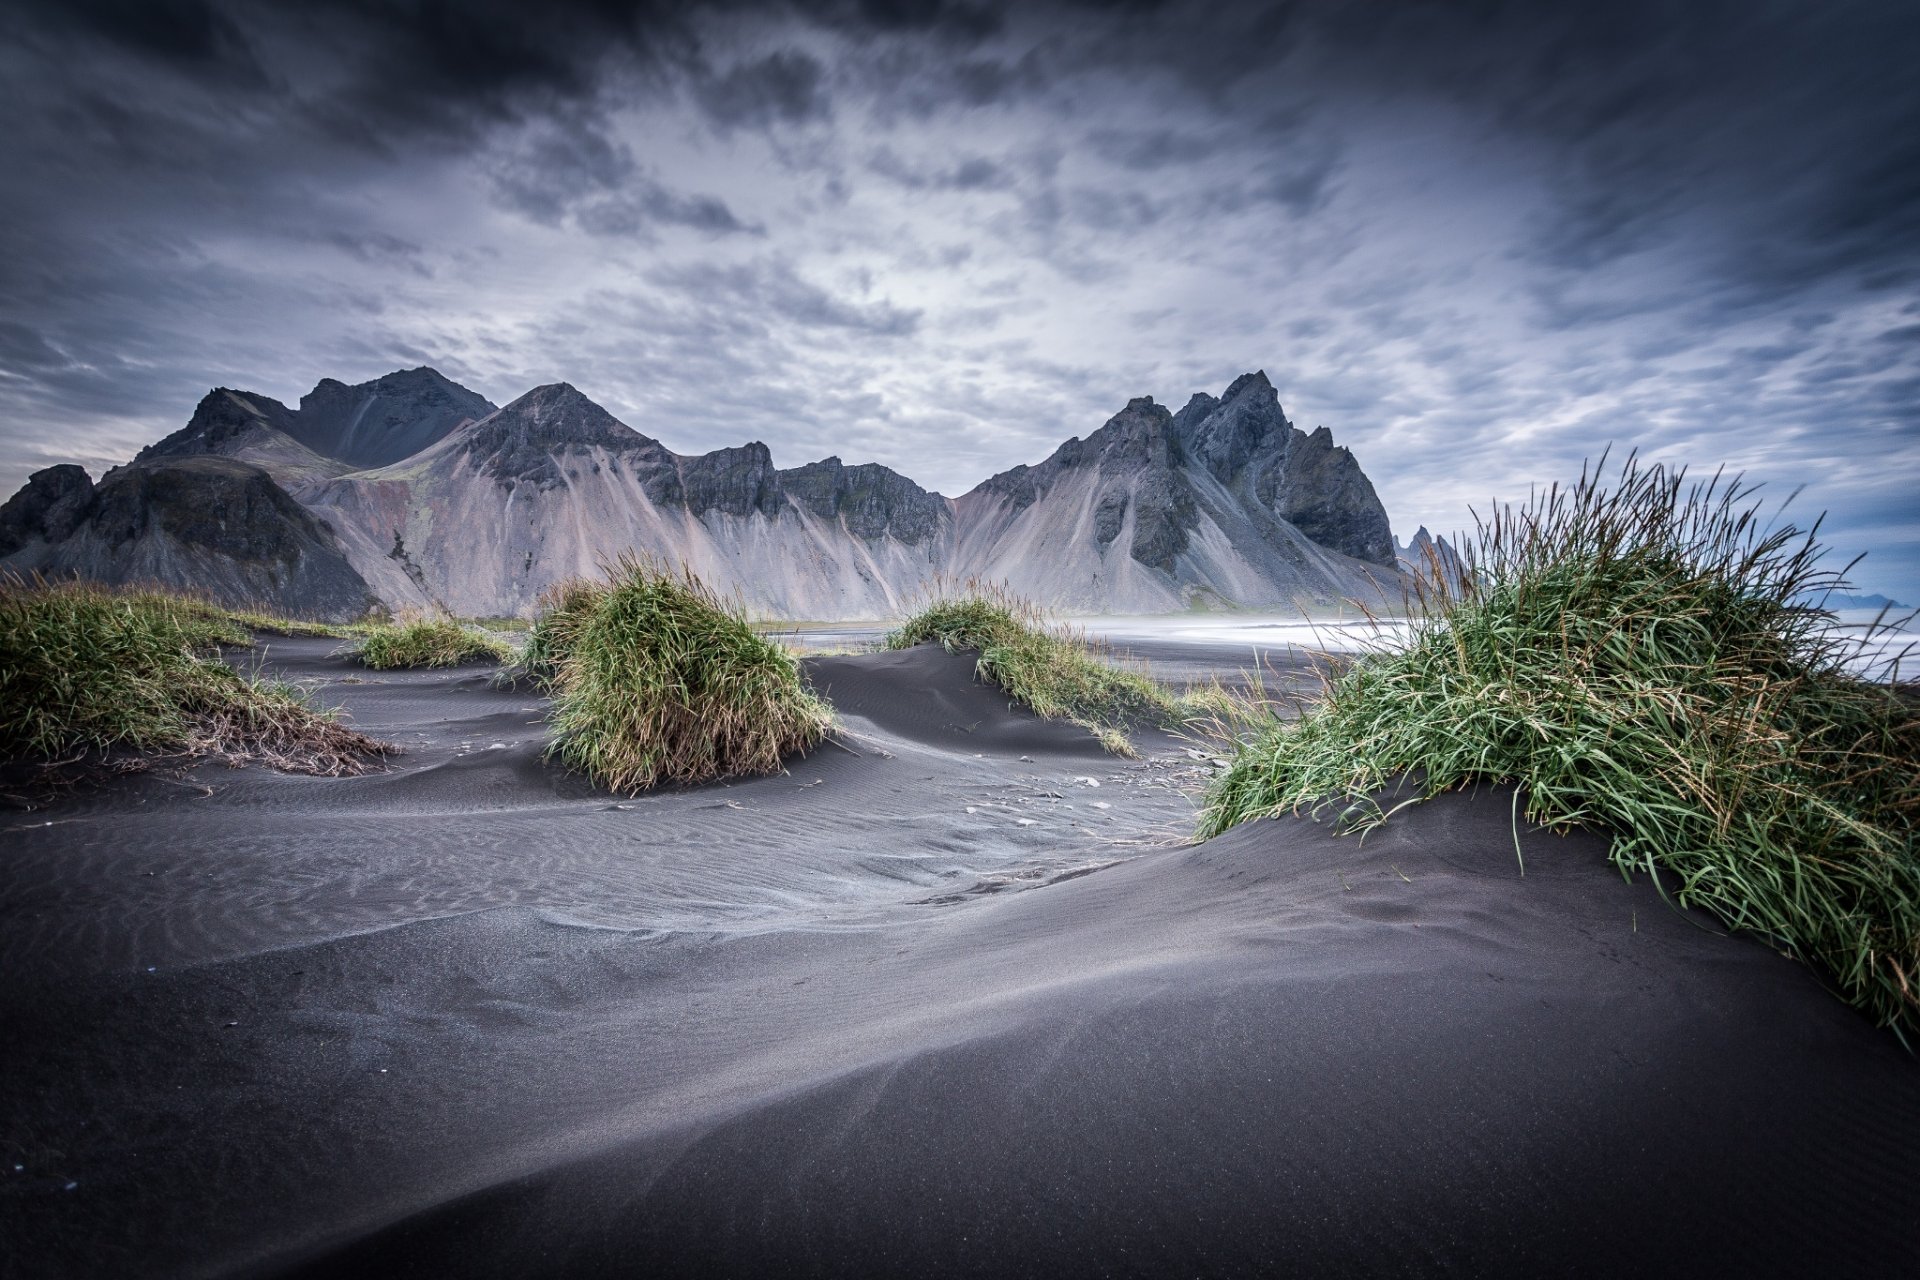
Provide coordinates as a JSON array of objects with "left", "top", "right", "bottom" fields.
[
  {"left": 1357, "top": 1, "right": 1920, "bottom": 298},
  {"left": 488, "top": 119, "right": 638, "bottom": 223},
  {"left": 693, "top": 49, "right": 830, "bottom": 128},
  {"left": 817, "top": 0, "right": 1004, "bottom": 40},
  {"left": 577, "top": 185, "right": 763, "bottom": 237},
  {"left": 647, "top": 261, "right": 921, "bottom": 337},
  {"left": 1087, "top": 127, "right": 1220, "bottom": 172},
  {"left": 867, "top": 148, "right": 1014, "bottom": 192},
  {"left": 485, "top": 117, "right": 759, "bottom": 236},
  {"left": 1, "top": 0, "right": 1917, "bottom": 592},
  {"left": 6, "top": 0, "right": 703, "bottom": 155}
]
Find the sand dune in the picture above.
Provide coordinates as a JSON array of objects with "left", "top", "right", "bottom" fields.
[{"left": 2, "top": 640, "right": 1916, "bottom": 1278}]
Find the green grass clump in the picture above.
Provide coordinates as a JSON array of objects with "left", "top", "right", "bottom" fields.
[
  {"left": 886, "top": 580, "right": 1206, "bottom": 754},
  {"left": 1200, "top": 453, "right": 1919, "bottom": 1038},
  {"left": 464, "top": 615, "right": 533, "bottom": 633},
  {"left": 351, "top": 616, "right": 516, "bottom": 670},
  {"left": 545, "top": 556, "right": 831, "bottom": 791},
  {"left": 216, "top": 608, "right": 360, "bottom": 639},
  {"left": 519, "top": 578, "right": 609, "bottom": 687},
  {"left": 0, "top": 577, "right": 391, "bottom": 774},
  {"left": 96, "top": 587, "right": 363, "bottom": 640}
]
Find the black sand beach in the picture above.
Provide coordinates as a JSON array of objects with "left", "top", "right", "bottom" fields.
[{"left": 3, "top": 637, "right": 1917, "bottom": 1278}]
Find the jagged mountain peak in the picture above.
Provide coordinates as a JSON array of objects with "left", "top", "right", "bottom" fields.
[
  {"left": 460, "top": 383, "right": 666, "bottom": 489},
  {"left": 304, "top": 365, "right": 460, "bottom": 399},
  {"left": 289, "top": 367, "right": 494, "bottom": 470},
  {"left": 491, "top": 382, "right": 623, "bottom": 430},
  {"left": 1170, "top": 372, "right": 1291, "bottom": 483},
  {"left": 137, "top": 370, "right": 495, "bottom": 477},
  {"left": 1176, "top": 390, "right": 1218, "bottom": 418},
  {"left": 972, "top": 394, "right": 1179, "bottom": 513},
  {"left": 1397, "top": 525, "right": 1466, "bottom": 590},
  {"left": 960, "top": 371, "right": 1397, "bottom": 593},
  {"left": 1220, "top": 369, "right": 1274, "bottom": 401},
  {"left": 144, "top": 387, "right": 294, "bottom": 454},
  {"left": 1089, "top": 396, "right": 1178, "bottom": 467},
  {"left": 0, "top": 463, "right": 95, "bottom": 556}
]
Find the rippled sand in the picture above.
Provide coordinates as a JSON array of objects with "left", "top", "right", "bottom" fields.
[{"left": 2, "top": 637, "right": 1915, "bottom": 1277}]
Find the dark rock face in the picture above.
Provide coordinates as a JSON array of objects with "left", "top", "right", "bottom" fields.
[
  {"left": 1130, "top": 470, "right": 1197, "bottom": 571},
  {"left": 1092, "top": 486, "right": 1128, "bottom": 548},
  {"left": 682, "top": 443, "right": 783, "bottom": 519},
  {"left": 968, "top": 370, "right": 1397, "bottom": 576},
  {"left": 294, "top": 368, "right": 495, "bottom": 468},
  {"left": 1266, "top": 426, "right": 1396, "bottom": 568},
  {"left": 975, "top": 462, "right": 1040, "bottom": 514},
  {"left": 141, "top": 372, "right": 493, "bottom": 476},
  {"left": 0, "top": 457, "right": 375, "bottom": 619},
  {"left": 460, "top": 383, "right": 673, "bottom": 490},
  {"left": 1057, "top": 398, "right": 1202, "bottom": 569},
  {"left": 778, "top": 456, "right": 947, "bottom": 544},
  {"left": 140, "top": 389, "right": 302, "bottom": 463},
  {"left": 1169, "top": 372, "right": 1396, "bottom": 568},
  {"left": 0, "top": 464, "right": 95, "bottom": 555},
  {"left": 1169, "top": 373, "right": 1292, "bottom": 484},
  {"left": 89, "top": 458, "right": 325, "bottom": 563},
  {"left": 975, "top": 397, "right": 1179, "bottom": 516}
]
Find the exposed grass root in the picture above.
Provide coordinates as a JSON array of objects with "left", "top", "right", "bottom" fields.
[
  {"left": 177, "top": 677, "right": 394, "bottom": 774},
  {"left": 0, "top": 576, "right": 394, "bottom": 776},
  {"left": 350, "top": 616, "right": 516, "bottom": 669},
  {"left": 543, "top": 556, "right": 831, "bottom": 792},
  {"left": 1201, "top": 453, "right": 1920, "bottom": 1039}
]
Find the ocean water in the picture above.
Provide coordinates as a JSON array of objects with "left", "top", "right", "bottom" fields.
[{"left": 1082, "top": 608, "right": 1917, "bottom": 682}]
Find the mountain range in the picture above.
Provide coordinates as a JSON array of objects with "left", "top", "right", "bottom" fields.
[{"left": 0, "top": 367, "right": 1413, "bottom": 621}]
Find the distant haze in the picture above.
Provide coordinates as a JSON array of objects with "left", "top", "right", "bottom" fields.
[{"left": 1, "top": 1, "right": 1915, "bottom": 597}]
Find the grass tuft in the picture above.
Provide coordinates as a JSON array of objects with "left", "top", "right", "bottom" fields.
[
  {"left": 543, "top": 556, "right": 831, "bottom": 792},
  {"left": 518, "top": 578, "right": 608, "bottom": 687},
  {"left": 1200, "top": 453, "right": 1919, "bottom": 1038},
  {"left": 350, "top": 616, "right": 516, "bottom": 670},
  {"left": 215, "top": 608, "right": 361, "bottom": 639},
  {"left": 0, "top": 576, "right": 392, "bottom": 775},
  {"left": 886, "top": 579, "right": 1222, "bottom": 754}
]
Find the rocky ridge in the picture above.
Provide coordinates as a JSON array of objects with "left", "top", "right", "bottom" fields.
[
  {"left": 1396, "top": 526, "right": 1468, "bottom": 594},
  {"left": 953, "top": 372, "right": 1398, "bottom": 612},
  {"left": 5, "top": 368, "right": 1405, "bottom": 620}
]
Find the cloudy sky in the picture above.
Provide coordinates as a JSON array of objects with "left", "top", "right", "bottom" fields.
[{"left": 2, "top": 0, "right": 1916, "bottom": 595}]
